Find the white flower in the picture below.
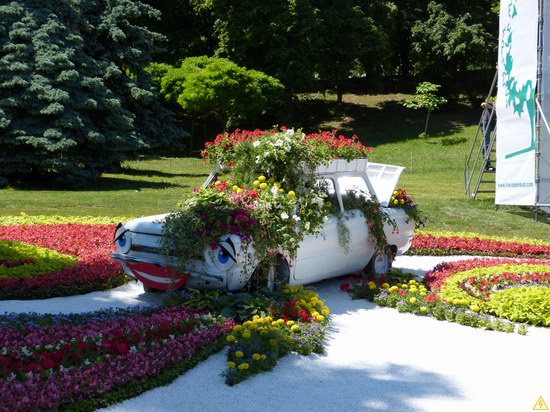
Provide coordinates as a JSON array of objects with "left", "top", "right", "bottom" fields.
[
  {"left": 274, "top": 139, "right": 284, "bottom": 147},
  {"left": 271, "top": 187, "right": 279, "bottom": 196},
  {"left": 304, "top": 221, "right": 311, "bottom": 231},
  {"left": 253, "top": 140, "right": 261, "bottom": 147},
  {"left": 292, "top": 215, "right": 301, "bottom": 222},
  {"left": 281, "top": 212, "right": 289, "bottom": 220},
  {"left": 285, "top": 128, "right": 295, "bottom": 137}
]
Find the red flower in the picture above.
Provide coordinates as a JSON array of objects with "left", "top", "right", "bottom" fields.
[{"left": 340, "top": 282, "right": 350, "bottom": 292}]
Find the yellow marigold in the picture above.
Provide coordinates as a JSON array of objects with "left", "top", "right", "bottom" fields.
[
  {"left": 226, "top": 335, "right": 236, "bottom": 343},
  {"left": 232, "top": 325, "right": 243, "bottom": 332},
  {"left": 277, "top": 319, "right": 285, "bottom": 325},
  {"left": 286, "top": 320, "right": 295, "bottom": 326},
  {"left": 252, "top": 315, "right": 260, "bottom": 320},
  {"left": 278, "top": 188, "right": 285, "bottom": 193},
  {"left": 316, "top": 315, "right": 325, "bottom": 322},
  {"left": 381, "top": 283, "right": 390, "bottom": 289},
  {"left": 261, "top": 354, "right": 267, "bottom": 360},
  {"left": 243, "top": 321, "right": 252, "bottom": 327},
  {"left": 291, "top": 324, "right": 300, "bottom": 333},
  {"left": 232, "top": 185, "right": 239, "bottom": 192},
  {"left": 312, "top": 311, "right": 319, "bottom": 318},
  {"left": 409, "top": 297, "right": 417, "bottom": 304},
  {"left": 252, "top": 353, "right": 261, "bottom": 361},
  {"left": 227, "top": 361, "right": 236, "bottom": 368},
  {"left": 258, "top": 175, "right": 266, "bottom": 182},
  {"left": 268, "top": 177, "right": 275, "bottom": 183},
  {"left": 368, "top": 281, "right": 377, "bottom": 290},
  {"left": 242, "top": 332, "right": 251, "bottom": 339},
  {"left": 321, "top": 307, "right": 330, "bottom": 316},
  {"left": 265, "top": 316, "right": 273, "bottom": 323},
  {"left": 235, "top": 351, "right": 244, "bottom": 358},
  {"left": 260, "top": 330, "right": 268, "bottom": 335},
  {"left": 317, "top": 299, "right": 324, "bottom": 306},
  {"left": 238, "top": 363, "right": 249, "bottom": 370},
  {"left": 287, "top": 191, "right": 296, "bottom": 199},
  {"left": 259, "top": 182, "right": 268, "bottom": 189},
  {"left": 253, "top": 180, "right": 260, "bottom": 186},
  {"left": 273, "top": 182, "right": 281, "bottom": 188}
]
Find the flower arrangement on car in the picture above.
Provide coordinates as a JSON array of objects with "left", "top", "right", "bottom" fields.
[{"left": 111, "top": 127, "right": 417, "bottom": 292}]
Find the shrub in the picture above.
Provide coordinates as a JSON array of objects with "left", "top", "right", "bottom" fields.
[{"left": 489, "top": 287, "right": 550, "bottom": 326}]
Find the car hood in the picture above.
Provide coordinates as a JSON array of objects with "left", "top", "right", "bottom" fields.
[
  {"left": 366, "top": 162, "right": 405, "bottom": 206},
  {"left": 122, "top": 213, "right": 170, "bottom": 236}
]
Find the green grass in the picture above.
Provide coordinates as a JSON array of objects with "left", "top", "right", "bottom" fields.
[{"left": 1, "top": 93, "right": 549, "bottom": 241}]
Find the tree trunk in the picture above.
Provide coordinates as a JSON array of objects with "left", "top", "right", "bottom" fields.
[{"left": 424, "top": 110, "right": 431, "bottom": 135}]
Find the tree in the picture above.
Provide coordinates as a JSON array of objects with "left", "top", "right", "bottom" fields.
[
  {"left": 402, "top": 82, "right": 447, "bottom": 136},
  {"left": 410, "top": 2, "right": 492, "bottom": 77},
  {"left": 0, "top": 0, "right": 183, "bottom": 187},
  {"left": 155, "top": 56, "right": 284, "bottom": 129}
]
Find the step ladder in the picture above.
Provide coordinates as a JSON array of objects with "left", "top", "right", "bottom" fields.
[{"left": 464, "top": 71, "right": 497, "bottom": 199}]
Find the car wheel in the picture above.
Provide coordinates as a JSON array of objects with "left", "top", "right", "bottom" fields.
[
  {"left": 367, "top": 247, "right": 393, "bottom": 275},
  {"left": 247, "top": 255, "right": 290, "bottom": 293}
]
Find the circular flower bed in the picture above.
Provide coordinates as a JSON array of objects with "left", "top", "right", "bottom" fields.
[
  {"left": 0, "top": 223, "right": 127, "bottom": 300},
  {"left": 411, "top": 231, "right": 550, "bottom": 258}
]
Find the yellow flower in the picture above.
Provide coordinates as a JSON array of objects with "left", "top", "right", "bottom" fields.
[
  {"left": 321, "top": 307, "right": 330, "bottom": 316},
  {"left": 394, "top": 199, "right": 399, "bottom": 205},
  {"left": 252, "top": 353, "right": 261, "bottom": 361},
  {"left": 226, "top": 335, "right": 236, "bottom": 343},
  {"left": 317, "top": 300, "right": 324, "bottom": 306},
  {"left": 273, "top": 182, "right": 281, "bottom": 188},
  {"left": 420, "top": 306, "right": 428, "bottom": 313},
  {"left": 215, "top": 180, "right": 221, "bottom": 186},
  {"left": 286, "top": 320, "right": 295, "bottom": 326},
  {"left": 278, "top": 188, "right": 285, "bottom": 194},
  {"left": 232, "top": 185, "right": 239, "bottom": 192},
  {"left": 381, "top": 283, "right": 390, "bottom": 289},
  {"left": 258, "top": 175, "right": 266, "bottom": 182},
  {"left": 252, "top": 315, "right": 260, "bottom": 320},
  {"left": 409, "top": 297, "right": 417, "bottom": 304},
  {"left": 232, "top": 324, "right": 242, "bottom": 332},
  {"left": 470, "top": 304, "right": 480, "bottom": 313},
  {"left": 368, "top": 281, "right": 377, "bottom": 290},
  {"left": 312, "top": 311, "right": 320, "bottom": 317},
  {"left": 265, "top": 316, "right": 273, "bottom": 323},
  {"left": 253, "top": 180, "right": 260, "bottom": 186},
  {"left": 400, "top": 199, "right": 405, "bottom": 204},
  {"left": 259, "top": 182, "right": 268, "bottom": 190},
  {"left": 316, "top": 315, "right": 325, "bottom": 322},
  {"left": 242, "top": 332, "right": 251, "bottom": 339},
  {"left": 268, "top": 177, "right": 275, "bottom": 183},
  {"left": 261, "top": 354, "right": 267, "bottom": 360},
  {"left": 325, "top": 201, "right": 332, "bottom": 208},
  {"left": 243, "top": 321, "right": 252, "bottom": 327},
  {"left": 227, "top": 361, "right": 236, "bottom": 368},
  {"left": 290, "top": 324, "right": 300, "bottom": 333},
  {"left": 236, "top": 188, "right": 244, "bottom": 194},
  {"left": 287, "top": 191, "right": 296, "bottom": 199},
  {"left": 238, "top": 363, "right": 249, "bottom": 370},
  {"left": 401, "top": 284, "right": 408, "bottom": 289},
  {"left": 393, "top": 190, "right": 399, "bottom": 195},
  {"left": 235, "top": 351, "right": 244, "bottom": 358}
]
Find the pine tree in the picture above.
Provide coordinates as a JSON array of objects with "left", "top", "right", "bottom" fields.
[{"left": 0, "top": 0, "right": 184, "bottom": 187}]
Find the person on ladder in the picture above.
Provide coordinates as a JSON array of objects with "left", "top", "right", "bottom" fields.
[{"left": 481, "top": 100, "right": 496, "bottom": 171}]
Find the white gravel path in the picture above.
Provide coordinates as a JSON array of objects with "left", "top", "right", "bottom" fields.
[{"left": 1, "top": 255, "right": 549, "bottom": 412}]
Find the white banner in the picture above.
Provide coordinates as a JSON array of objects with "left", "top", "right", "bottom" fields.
[{"left": 495, "top": 0, "right": 538, "bottom": 205}]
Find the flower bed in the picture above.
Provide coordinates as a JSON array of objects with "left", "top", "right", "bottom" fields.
[
  {"left": 0, "top": 305, "right": 232, "bottom": 411},
  {"left": 0, "top": 224, "right": 127, "bottom": 300},
  {"left": 411, "top": 231, "right": 550, "bottom": 258},
  {"left": 344, "top": 256, "right": 550, "bottom": 332}
]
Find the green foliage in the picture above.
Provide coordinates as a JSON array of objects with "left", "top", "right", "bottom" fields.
[
  {"left": 410, "top": 2, "right": 491, "bottom": 76},
  {"left": 489, "top": 287, "right": 550, "bottom": 326},
  {"left": 0, "top": 0, "right": 184, "bottom": 187},
  {"left": 206, "top": 0, "right": 395, "bottom": 95},
  {"left": 154, "top": 56, "right": 284, "bottom": 129},
  {"left": 0, "top": 240, "right": 76, "bottom": 279},
  {"left": 402, "top": 82, "right": 447, "bottom": 135}
]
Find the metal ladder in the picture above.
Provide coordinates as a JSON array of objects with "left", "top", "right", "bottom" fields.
[{"left": 464, "top": 71, "right": 497, "bottom": 199}]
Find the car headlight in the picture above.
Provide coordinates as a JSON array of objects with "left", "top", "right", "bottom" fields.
[
  {"left": 205, "top": 234, "right": 241, "bottom": 271},
  {"left": 114, "top": 225, "right": 131, "bottom": 254}
]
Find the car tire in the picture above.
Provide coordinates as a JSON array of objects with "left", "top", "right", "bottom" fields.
[
  {"left": 247, "top": 255, "right": 290, "bottom": 293},
  {"left": 367, "top": 247, "right": 393, "bottom": 275}
]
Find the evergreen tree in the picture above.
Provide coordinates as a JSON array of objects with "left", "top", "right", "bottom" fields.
[{"left": 0, "top": 0, "right": 184, "bottom": 187}]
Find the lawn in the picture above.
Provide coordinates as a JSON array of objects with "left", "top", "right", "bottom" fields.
[{"left": 0, "top": 93, "right": 548, "bottom": 241}]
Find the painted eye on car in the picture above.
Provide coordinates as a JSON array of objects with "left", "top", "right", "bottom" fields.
[
  {"left": 114, "top": 227, "right": 131, "bottom": 254},
  {"left": 213, "top": 237, "right": 237, "bottom": 270}
]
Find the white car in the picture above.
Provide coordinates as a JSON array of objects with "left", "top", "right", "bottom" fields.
[{"left": 111, "top": 160, "right": 415, "bottom": 292}]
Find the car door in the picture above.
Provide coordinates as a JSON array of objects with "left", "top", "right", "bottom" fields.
[{"left": 292, "top": 178, "right": 351, "bottom": 283}]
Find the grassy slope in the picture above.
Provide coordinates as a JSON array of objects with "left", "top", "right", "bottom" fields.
[{"left": 0, "top": 93, "right": 548, "bottom": 241}]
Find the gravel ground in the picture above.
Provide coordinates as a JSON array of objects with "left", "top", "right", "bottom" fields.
[{"left": 2, "top": 255, "right": 549, "bottom": 412}]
